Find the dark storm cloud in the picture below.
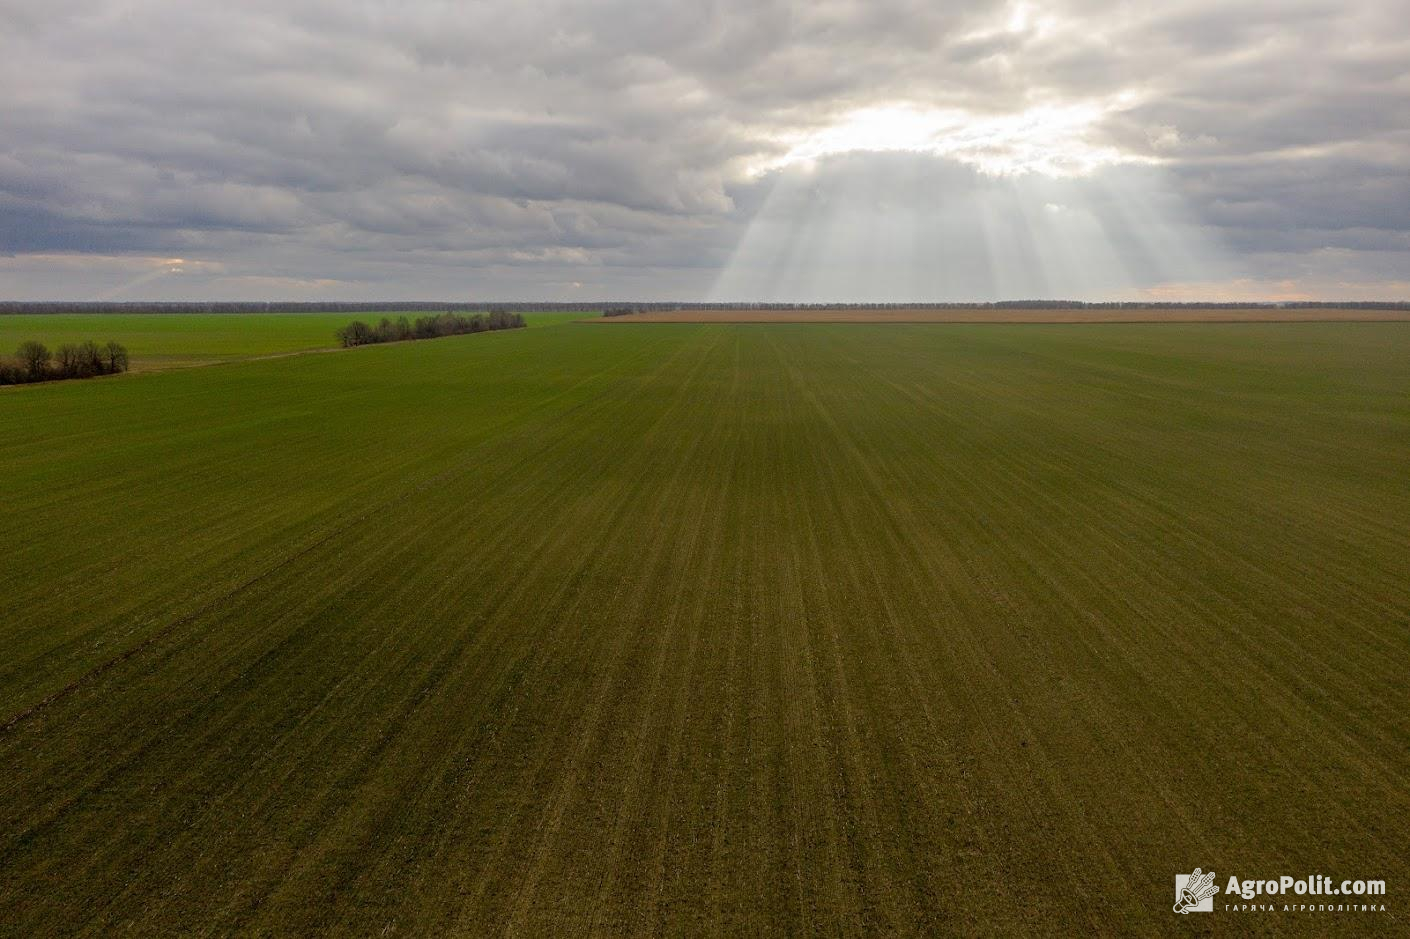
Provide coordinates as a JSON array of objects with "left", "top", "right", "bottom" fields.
[{"left": 1, "top": 0, "right": 1406, "bottom": 299}]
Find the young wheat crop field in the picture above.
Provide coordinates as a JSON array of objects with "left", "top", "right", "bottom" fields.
[{"left": 2, "top": 318, "right": 1407, "bottom": 934}]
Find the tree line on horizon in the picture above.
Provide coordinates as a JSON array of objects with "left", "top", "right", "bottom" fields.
[
  {"left": 336, "top": 310, "right": 526, "bottom": 348},
  {"left": 0, "top": 301, "right": 503, "bottom": 316},
  {"left": 0, "top": 340, "right": 130, "bottom": 385}
]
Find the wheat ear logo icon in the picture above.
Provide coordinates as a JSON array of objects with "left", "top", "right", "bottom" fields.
[{"left": 1174, "top": 868, "right": 1218, "bottom": 913}]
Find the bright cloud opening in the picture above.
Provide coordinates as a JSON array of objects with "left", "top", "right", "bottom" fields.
[{"left": 757, "top": 97, "right": 1155, "bottom": 179}]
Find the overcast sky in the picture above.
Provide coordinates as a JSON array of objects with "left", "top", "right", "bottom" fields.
[{"left": 2, "top": 0, "right": 1407, "bottom": 301}]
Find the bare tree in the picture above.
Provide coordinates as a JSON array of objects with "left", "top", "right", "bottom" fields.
[
  {"left": 104, "top": 341, "right": 130, "bottom": 373},
  {"left": 17, "top": 341, "right": 51, "bottom": 380},
  {"left": 56, "top": 343, "right": 84, "bottom": 378},
  {"left": 77, "top": 340, "right": 103, "bottom": 376},
  {"left": 336, "top": 321, "right": 374, "bottom": 347}
]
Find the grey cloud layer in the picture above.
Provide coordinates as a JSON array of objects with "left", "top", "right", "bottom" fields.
[{"left": 1, "top": 0, "right": 1407, "bottom": 299}]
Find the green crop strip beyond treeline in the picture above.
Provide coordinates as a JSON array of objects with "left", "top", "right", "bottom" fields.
[{"left": 0, "top": 321, "right": 1407, "bottom": 934}]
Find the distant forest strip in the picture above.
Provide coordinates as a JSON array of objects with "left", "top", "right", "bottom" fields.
[
  {"left": 600, "top": 307, "right": 1410, "bottom": 325},
  {"left": 336, "top": 311, "right": 526, "bottom": 347},
  {"left": 3, "top": 300, "right": 1409, "bottom": 316},
  {"left": 1, "top": 340, "right": 130, "bottom": 385},
  {"left": 1, "top": 302, "right": 510, "bottom": 316},
  {"left": 598, "top": 300, "right": 1410, "bottom": 313}
]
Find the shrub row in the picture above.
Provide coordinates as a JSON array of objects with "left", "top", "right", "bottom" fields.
[
  {"left": 336, "top": 311, "right": 526, "bottom": 348},
  {"left": 0, "top": 340, "right": 130, "bottom": 385}
]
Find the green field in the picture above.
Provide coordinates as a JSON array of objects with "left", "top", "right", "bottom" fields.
[
  {"left": 0, "top": 311, "right": 583, "bottom": 370},
  {"left": 2, "top": 321, "right": 1408, "bottom": 934}
]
